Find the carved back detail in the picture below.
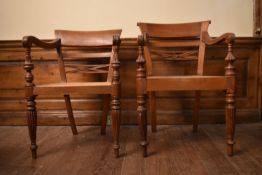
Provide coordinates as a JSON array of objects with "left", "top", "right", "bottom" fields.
[
  {"left": 137, "top": 21, "right": 210, "bottom": 75},
  {"left": 54, "top": 30, "right": 122, "bottom": 82}
]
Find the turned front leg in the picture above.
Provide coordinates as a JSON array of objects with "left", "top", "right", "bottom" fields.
[
  {"left": 111, "top": 96, "right": 120, "bottom": 157},
  {"left": 137, "top": 34, "right": 148, "bottom": 157},
  {"left": 24, "top": 45, "right": 38, "bottom": 159},
  {"left": 225, "top": 40, "right": 236, "bottom": 156},
  {"left": 225, "top": 91, "right": 235, "bottom": 156},
  {"left": 137, "top": 94, "right": 148, "bottom": 157},
  {"left": 111, "top": 35, "right": 121, "bottom": 157},
  {"left": 26, "top": 95, "right": 38, "bottom": 159}
]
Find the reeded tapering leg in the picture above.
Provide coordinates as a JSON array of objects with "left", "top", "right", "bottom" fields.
[
  {"left": 225, "top": 91, "right": 235, "bottom": 156},
  {"left": 193, "top": 91, "right": 200, "bottom": 133},
  {"left": 111, "top": 96, "right": 121, "bottom": 157},
  {"left": 24, "top": 45, "right": 38, "bottom": 159},
  {"left": 101, "top": 95, "right": 110, "bottom": 135},
  {"left": 26, "top": 95, "right": 38, "bottom": 159},
  {"left": 137, "top": 95, "right": 148, "bottom": 157},
  {"left": 64, "top": 95, "right": 78, "bottom": 135},
  {"left": 137, "top": 34, "right": 148, "bottom": 157},
  {"left": 149, "top": 92, "right": 156, "bottom": 132}
]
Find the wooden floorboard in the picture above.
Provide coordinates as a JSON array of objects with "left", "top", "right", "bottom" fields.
[
  {"left": 203, "top": 124, "right": 262, "bottom": 175},
  {"left": 0, "top": 123, "right": 261, "bottom": 175}
]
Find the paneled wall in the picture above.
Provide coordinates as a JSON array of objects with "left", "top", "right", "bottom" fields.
[{"left": 0, "top": 37, "right": 261, "bottom": 125}]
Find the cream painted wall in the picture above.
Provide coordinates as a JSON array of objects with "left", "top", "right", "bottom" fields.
[{"left": 0, "top": 0, "right": 253, "bottom": 40}]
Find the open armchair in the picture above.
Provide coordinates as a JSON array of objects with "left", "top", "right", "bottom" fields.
[
  {"left": 23, "top": 29, "right": 122, "bottom": 158},
  {"left": 136, "top": 21, "right": 236, "bottom": 157}
]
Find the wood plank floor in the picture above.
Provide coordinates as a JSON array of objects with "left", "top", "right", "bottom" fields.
[{"left": 0, "top": 123, "right": 262, "bottom": 175}]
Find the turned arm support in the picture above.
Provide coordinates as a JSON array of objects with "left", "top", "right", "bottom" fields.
[
  {"left": 111, "top": 35, "right": 121, "bottom": 94},
  {"left": 137, "top": 33, "right": 147, "bottom": 64},
  {"left": 136, "top": 34, "right": 147, "bottom": 93},
  {"left": 137, "top": 34, "right": 147, "bottom": 73},
  {"left": 112, "top": 35, "right": 121, "bottom": 68},
  {"left": 112, "top": 35, "right": 121, "bottom": 50}
]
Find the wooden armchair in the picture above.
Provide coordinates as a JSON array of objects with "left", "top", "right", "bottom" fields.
[
  {"left": 136, "top": 21, "right": 236, "bottom": 157},
  {"left": 22, "top": 29, "right": 122, "bottom": 158}
]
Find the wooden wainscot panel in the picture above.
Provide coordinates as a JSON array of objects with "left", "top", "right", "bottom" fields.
[{"left": 0, "top": 37, "right": 261, "bottom": 125}]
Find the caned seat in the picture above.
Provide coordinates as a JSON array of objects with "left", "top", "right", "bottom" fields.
[
  {"left": 136, "top": 21, "right": 236, "bottom": 157},
  {"left": 23, "top": 29, "right": 122, "bottom": 158}
]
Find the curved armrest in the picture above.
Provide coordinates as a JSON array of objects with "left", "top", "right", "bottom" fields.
[
  {"left": 22, "top": 36, "right": 61, "bottom": 49},
  {"left": 23, "top": 36, "right": 61, "bottom": 89},
  {"left": 202, "top": 31, "right": 235, "bottom": 45}
]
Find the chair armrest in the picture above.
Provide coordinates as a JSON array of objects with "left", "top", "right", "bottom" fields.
[
  {"left": 22, "top": 36, "right": 61, "bottom": 49},
  {"left": 202, "top": 32, "right": 236, "bottom": 78},
  {"left": 202, "top": 31, "right": 235, "bottom": 45},
  {"left": 23, "top": 36, "right": 61, "bottom": 91}
]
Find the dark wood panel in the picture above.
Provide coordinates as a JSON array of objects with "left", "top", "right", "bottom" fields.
[{"left": 0, "top": 37, "right": 261, "bottom": 125}]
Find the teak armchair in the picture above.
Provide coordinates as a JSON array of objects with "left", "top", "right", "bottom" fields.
[
  {"left": 23, "top": 29, "right": 122, "bottom": 158},
  {"left": 136, "top": 21, "right": 236, "bottom": 157}
]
